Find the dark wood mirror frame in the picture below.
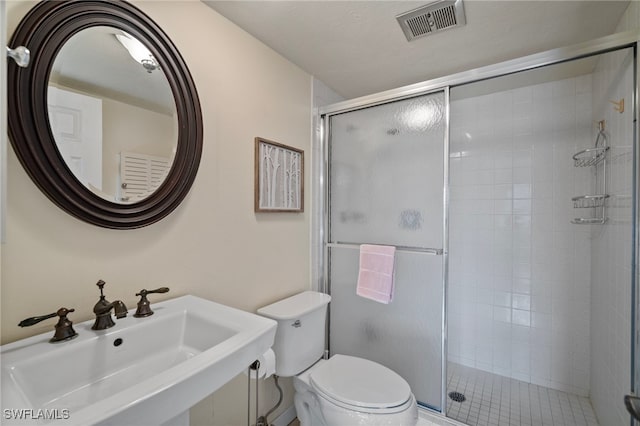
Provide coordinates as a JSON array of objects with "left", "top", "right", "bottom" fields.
[{"left": 7, "top": 0, "right": 203, "bottom": 229}]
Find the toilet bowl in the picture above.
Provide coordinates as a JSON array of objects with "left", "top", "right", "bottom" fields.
[
  {"left": 293, "top": 355, "right": 418, "bottom": 426},
  {"left": 257, "top": 291, "right": 418, "bottom": 426}
]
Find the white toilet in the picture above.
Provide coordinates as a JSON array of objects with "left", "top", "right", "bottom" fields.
[{"left": 257, "top": 291, "right": 418, "bottom": 426}]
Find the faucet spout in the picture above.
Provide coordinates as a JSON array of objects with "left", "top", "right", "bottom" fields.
[
  {"left": 92, "top": 300, "right": 128, "bottom": 330},
  {"left": 94, "top": 300, "right": 127, "bottom": 317},
  {"left": 91, "top": 280, "right": 128, "bottom": 330},
  {"left": 113, "top": 300, "right": 128, "bottom": 318}
]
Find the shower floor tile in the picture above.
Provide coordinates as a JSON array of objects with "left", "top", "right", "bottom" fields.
[{"left": 446, "top": 363, "right": 599, "bottom": 426}]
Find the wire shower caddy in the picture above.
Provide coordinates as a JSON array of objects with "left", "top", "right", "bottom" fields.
[{"left": 571, "top": 120, "right": 609, "bottom": 225}]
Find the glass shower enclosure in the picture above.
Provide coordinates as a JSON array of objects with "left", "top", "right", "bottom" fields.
[
  {"left": 326, "top": 91, "right": 448, "bottom": 411},
  {"left": 319, "top": 31, "right": 638, "bottom": 425}
]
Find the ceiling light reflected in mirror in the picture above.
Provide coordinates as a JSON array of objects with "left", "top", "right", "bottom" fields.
[{"left": 115, "top": 32, "right": 159, "bottom": 73}]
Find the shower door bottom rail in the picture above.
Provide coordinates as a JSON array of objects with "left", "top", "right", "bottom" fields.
[{"left": 327, "top": 242, "right": 443, "bottom": 255}]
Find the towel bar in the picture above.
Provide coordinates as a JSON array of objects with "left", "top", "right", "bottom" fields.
[{"left": 327, "top": 242, "right": 443, "bottom": 255}]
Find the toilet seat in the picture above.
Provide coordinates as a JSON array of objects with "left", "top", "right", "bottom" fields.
[{"left": 309, "top": 354, "right": 412, "bottom": 414}]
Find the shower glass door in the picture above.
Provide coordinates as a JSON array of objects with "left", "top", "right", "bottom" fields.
[{"left": 326, "top": 91, "right": 447, "bottom": 411}]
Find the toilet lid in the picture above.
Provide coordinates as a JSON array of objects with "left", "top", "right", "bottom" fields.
[{"left": 309, "top": 354, "right": 411, "bottom": 411}]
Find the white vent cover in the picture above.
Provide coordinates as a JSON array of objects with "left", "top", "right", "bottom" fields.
[{"left": 396, "top": 0, "right": 466, "bottom": 41}]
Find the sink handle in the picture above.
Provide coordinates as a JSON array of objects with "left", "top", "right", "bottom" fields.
[
  {"left": 19, "top": 308, "right": 78, "bottom": 343},
  {"left": 19, "top": 311, "right": 58, "bottom": 327},
  {"left": 136, "top": 287, "right": 170, "bottom": 297},
  {"left": 134, "top": 287, "right": 170, "bottom": 318}
]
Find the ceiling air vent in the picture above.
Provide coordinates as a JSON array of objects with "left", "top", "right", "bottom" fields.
[{"left": 396, "top": 0, "right": 466, "bottom": 41}]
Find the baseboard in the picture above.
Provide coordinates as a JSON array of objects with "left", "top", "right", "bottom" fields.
[{"left": 271, "top": 405, "right": 296, "bottom": 426}]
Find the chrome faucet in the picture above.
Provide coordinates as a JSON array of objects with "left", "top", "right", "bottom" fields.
[{"left": 92, "top": 280, "right": 128, "bottom": 330}]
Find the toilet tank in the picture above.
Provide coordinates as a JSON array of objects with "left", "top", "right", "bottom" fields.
[{"left": 257, "top": 291, "right": 331, "bottom": 377}]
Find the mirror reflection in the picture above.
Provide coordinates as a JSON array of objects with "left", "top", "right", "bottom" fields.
[{"left": 48, "top": 26, "right": 178, "bottom": 203}]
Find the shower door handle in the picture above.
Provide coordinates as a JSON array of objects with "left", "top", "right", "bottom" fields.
[{"left": 624, "top": 394, "right": 640, "bottom": 421}]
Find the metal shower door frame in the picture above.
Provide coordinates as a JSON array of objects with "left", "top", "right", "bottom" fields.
[
  {"left": 322, "top": 87, "right": 450, "bottom": 412},
  {"left": 317, "top": 29, "right": 640, "bottom": 419}
]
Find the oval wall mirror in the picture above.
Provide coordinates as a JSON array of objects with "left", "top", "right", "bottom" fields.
[
  {"left": 49, "top": 26, "right": 179, "bottom": 204},
  {"left": 7, "top": 0, "right": 203, "bottom": 229}
]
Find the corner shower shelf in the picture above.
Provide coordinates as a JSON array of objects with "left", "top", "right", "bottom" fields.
[
  {"left": 571, "top": 120, "right": 609, "bottom": 225},
  {"left": 571, "top": 217, "right": 607, "bottom": 225},
  {"left": 572, "top": 146, "right": 609, "bottom": 167},
  {"left": 572, "top": 194, "right": 609, "bottom": 209}
]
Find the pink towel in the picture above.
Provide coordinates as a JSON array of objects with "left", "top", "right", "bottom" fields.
[{"left": 356, "top": 244, "right": 396, "bottom": 304}]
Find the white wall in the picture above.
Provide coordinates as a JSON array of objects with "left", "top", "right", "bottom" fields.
[
  {"left": 3, "top": 1, "right": 312, "bottom": 424},
  {"left": 614, "top": 1, "right": 640, "bottom": 35},
  {"left": 448, "top": 74, "right": 593, "bottom": 396}
]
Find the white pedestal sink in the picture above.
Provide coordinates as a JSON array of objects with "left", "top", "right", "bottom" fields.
[{"left": 1, "top": 295, "right": 277, "bottom": 425}]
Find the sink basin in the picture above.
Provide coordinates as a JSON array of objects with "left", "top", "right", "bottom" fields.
[{"left": 1, "top": 295, "right": 277, "bottom": 425}]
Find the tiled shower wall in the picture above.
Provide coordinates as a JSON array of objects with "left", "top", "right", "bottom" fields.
[
  {"left": 589, "top": 48, "right": 634, "bottom": 426},
  {"left": 448, "top": 74, "right": 594, "bottom": 396}
]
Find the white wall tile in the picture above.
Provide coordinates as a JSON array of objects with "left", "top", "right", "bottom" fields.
[
  {"left": 512, "top": 309, "right": 531, "bottom": 326},
  {"left": 447, "top": 71, "right": 624, "bottom": 398},
  {"left": 589, "top": 44, "right": 635, "bottom": 425},
  {"left": 494, "top": 306, "right": 512, "bottom": 323},
  {"left": 513, "top": 278, "right": 532, "bottom": 295},
  {"left": 513, "top": 294, "right": 531, "bottom": 310}
]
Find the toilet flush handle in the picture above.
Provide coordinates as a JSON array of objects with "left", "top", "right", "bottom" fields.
[{"left": 292, "top": 320, "right": 302, "bottom": 328}]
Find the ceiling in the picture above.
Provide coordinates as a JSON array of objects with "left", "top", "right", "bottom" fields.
[{"left": 204, "top": 0, "right": 630, "bottom": 99}]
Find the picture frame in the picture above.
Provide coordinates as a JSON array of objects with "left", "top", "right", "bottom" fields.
[{"left": 254, "top": 137, "right": 304, "bottom": 212}]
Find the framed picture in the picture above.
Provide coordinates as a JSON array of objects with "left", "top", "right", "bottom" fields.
[{"left": 254, "top": 137, "right": 304, "bottom": 212}]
